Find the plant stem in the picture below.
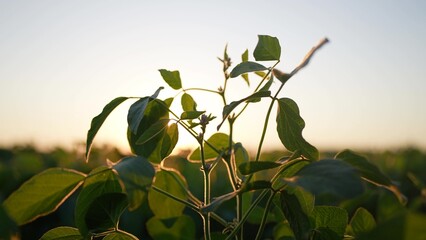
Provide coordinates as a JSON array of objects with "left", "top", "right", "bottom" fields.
[
  {"left": 160, "top": 166, "right": 202, "bottom": 205},
  {"left": 211, "top": 212, "right": 228, "bottom": 228},
  {"left": 254, "top": 62, "right": 286, "bottom": 162},
  {"left": 183, "top": 87, "right": 221, "bottom": 94},
  {"left": 255, "top": 191, "right": 276, "bottom": 240},
  {"left": 225, "top": 189, "right": 270, "bottom": 240},
  {"left": 152, "top": 186, "right": 199, "bottom": 212},
  {"left": 238, "top": 193, "right": 243, "bottom": 240},
  {"left": 200, "top": 136, "right": 212, "bottom": 240}
]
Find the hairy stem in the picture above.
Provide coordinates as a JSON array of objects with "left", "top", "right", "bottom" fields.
[{"left": 200, "top": 137, "right": 212, "bottom": 240}]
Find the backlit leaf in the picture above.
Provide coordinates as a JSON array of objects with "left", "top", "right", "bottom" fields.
[
  {"left": 136, "top": 119, "right": 169, "bottom": 145},
  {"left": 85, "top": 192, "right": 128, "bottom": 234},
  {"left": 145, "top": 122, "right": 179, "bottom": 164},
  {"left": 276, "top": 98, "right": 319, "bottom": 160},
  {"left": 258, "top": 77, "right": 274, "bottom": 92},
  {"left": 181, "top": 93, "right": 197, "bottom": 111},
  {"left": 127, "top": 87, "right": 163, "bottom": 135},
  {"left": 335, "top": 150, "right": 405, "bottom": 202},
  {"left": 253, "top": 35, "right": 281, "bottom": 61},
  {"left": 0, "top": 204, "right": 17, "bottom": 239},
  {"left": 75, "top": 167, "right": 123, "bottom": 237},
  {"left": 241, "top": 50, "right": 250, "bottom": 84},
  {"left": 230, "top": 61, "right": 268, "bottom": 78},
  {"left": 189, "top": 133, "right": 229, "bottom": 161},
  {"left": 336, "top": 150, "right": 391, "bottom": 186},
  {"left": 148, "top": 171, "right": 187, "bottom": 219},
  {"left": 272, "top": 159, "right": 310, "bottom": 190},
  {"left": 40, "top": 227, "right": 83, "bottom": 240},
  {"left": 242, "top": 49, "right": 249, "bottom": 62},
  {"left": 128, "top": 99, "right": 178, "bottom": 163},
  {"left": 159, "top": 69, "right": 182, "bottom": 90},
  {"left": 284, "top": 159, "right": 363, "bottom": 198},
  {"left": 180, "top": 111, "right": 205, "bottom": 120},
  {"left": 113, "top": 156, "right": 155, "bottom": 211},
  {"left": 238, "top": 161, "right": 281, "bottom": 175},
  {"left": 86, "top": 97, "right": 129, "bottom": 160},
  {"left": 241, "top": 180, "right": 271, "bottom": 192},
  {"left": 350, "top": 207, "right": 376, "bottom": 237},
  {"left": 146, "top": 215, "right": 195, "bottom": 240},
  {"left": 222, "top": 91, "right": 271, "bottom": 119},
  {"left": 311, "top": 206, "right": 348, "bottom": 240},
  {"left": 279, "top": 186, "right": 314, "bottom": 240},
  {"left": 103, "top": 231, "right": 139, "bottom": 240},
  {"left": 234, "top": 143, "right": 249, "bottom": 177},
  {"left": 3, "top": 168, "right": 85, "bottom": 225}
]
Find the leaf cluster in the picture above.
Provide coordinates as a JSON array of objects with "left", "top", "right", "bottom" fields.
[{"left": 1, "top": 35, "right": 417, "bottom": 240}]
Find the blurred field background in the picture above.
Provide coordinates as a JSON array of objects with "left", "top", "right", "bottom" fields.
[
  {"left": 1, "top": 144, "right": 425, "bottom": 239},
  {"left": 1, "top": 1, "right": 426, "bottom": 239}
]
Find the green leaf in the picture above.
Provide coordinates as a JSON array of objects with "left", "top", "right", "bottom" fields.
[
  {"left": 259, "top": 77, "right": 274, "bottom": 92},
  {"left": 3, "top": 168, "right": 85, "bottom": 225},
  {"left": 279, "top": 187, "right": 314, "bottom": 240},
  {"left": 255, "top": 71, "right": 267, "bottom": 78},
  {"left": 404, "top": 212, "right": 426, "bottom": 240},
  {"left": 272, "top": 159, "right": 310, "bottom": 190},
  {"left": 0, "top": 205, "right": 17, "bottom": 239},
  {"left": 238, "top": 161, "right": 281, "bottom": 175},
  {"left": 311, "top": 206, "right": 348, "bottom": 240},
  {"left": 40, "top": 227, "right": 83, "bottom": 240},
  {"left": 146, "top": 215, "right": 195, "bottom": 240},
  {"left": 335, "top": 150, "right": 405, "bottom": 202},
  {"left": 240, "top": 50, "right": 250, "bottom": 84},
  {"left": 128, "top": 99, "right": 178, "bottom": 163},
  {"left": 189, "top": 133, "right": 229, "bottom": 161},
  {"left": 85, "top": 192, "right": 128, "bottom": 234},
  {"left": 222, "top": 91, "right": 271, "bottom": 119},
  {"left": 86, "top": 97, "right": 129, "bottom": 160},
  {"left": 242, "top": 49, "right": 249, "bottom": 62},
  {"left": 276, "top": 98, "right": 319, "bottom": 160},
  {"left": 284, "top": 159, "right": 363, "bottom": 198},
  {"left": 241, "top": 180, "right": 271, "bottom": 192},
  {"left": 336, "top": 150, "right": 391, "bottom": 186},
  {"left": 159, "top": 69, "right": 182, "bottom": 90},
  {"left": 128, "top": 97, "right": 150, "bottom": 134},
  {"left": 164, "top": 97, "right": 174, "bottom": 107},
  {"left": 127, "top": 87, "right": 164, "bottom": 135},
  {"left": 75, "top": 167, "right": 123, "bottom": 237},
  {"left": 234, "top": 143, "right": 249, "bottom": 177},
  {"left": 180, "top": 110, "right": 206, "bottom": 120},
  {"left": 148, "top": 171, "right": 188, "bottom": 219},
  {"left": 181, "top": 93, "right": 197, "bottom": 111},
  {"left": 253, "top": 35, "right": 281, "bottom": 61},
  {"left": 113, "top": 156, "right": 155, "bottom": 211},
  {"left": 103, "top": 231, "right": 139, "bottom": 240},
  {"left": 136, "top": 119, "right": 169, "bottom": 145},
  {"left": 272, "top": 222, "right": 295, "bottom": 240},
  {"left": 148, "top": 122, "right": 179, "bottom": 164},
  {"left": 350, "top": 207, "right": 376, "bottom": 237},
  {"left": 364, "top": 212, "right": 426, "bottom": 240},
  {"left": 229, "top": 61, "right": 268, "bottom": 78}
]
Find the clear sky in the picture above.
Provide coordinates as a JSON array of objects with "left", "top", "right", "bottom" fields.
[{"left": 1, "top": 0, "right": 425, "bottom": 153}]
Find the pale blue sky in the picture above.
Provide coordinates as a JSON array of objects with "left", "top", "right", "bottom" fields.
[{"left": 1, "top": 0, "right": 425, "bottom": 152}]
